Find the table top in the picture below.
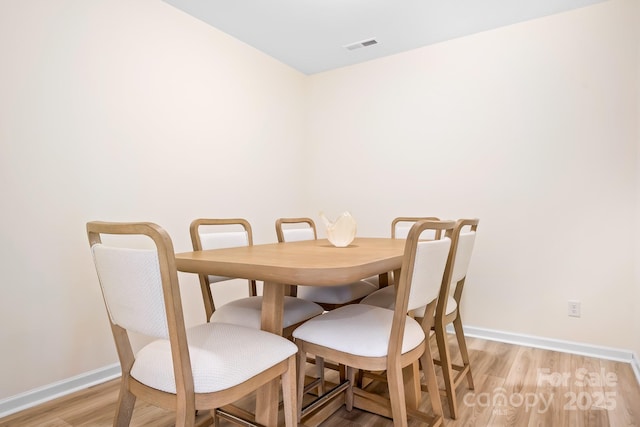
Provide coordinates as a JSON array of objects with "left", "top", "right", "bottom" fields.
[{"left": 175, "top": 237, "right": 405, "bottom": 286}]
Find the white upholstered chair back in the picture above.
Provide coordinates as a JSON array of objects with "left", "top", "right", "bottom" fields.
[
  {"left": 406, "top": 237, "right": 452, "bottom": 312},
  {"left": 199, "top": 229, "right": 250, "bottom": 284},
  {"left": 450, "top": 231, "right": 476, "bottom": 285},
  {"left": 394, "top": 220, "right": 455, "bottom": 314},
  {"left": 199, "top": 230, "right": 249, "bottom": 250},
  {"left": 388, "top": 219, "right": 455, "bottom": 358},
  {"left": 282, "top": 227, "right": 314, "bottom": 242},
  {"left": 91, "top": 244, "right": 169, "bottom": 338},
  {"left": 275, "top": 217, "right": 317, "bottom": 243}
]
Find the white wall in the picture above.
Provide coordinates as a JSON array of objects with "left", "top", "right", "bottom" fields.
[
  {"left": 1, "top": 0, "right": 639, "bottom": 407},
  {"left": 0, "top": 0, "right": 307, "bottom": 399},
  {"left": 306, "top": 0, "right": 639, "bottom": 350}
]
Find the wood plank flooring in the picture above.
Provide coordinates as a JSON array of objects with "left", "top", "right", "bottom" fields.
[{"left": 1, "top": 336, "right": 639, "bottom": 426}]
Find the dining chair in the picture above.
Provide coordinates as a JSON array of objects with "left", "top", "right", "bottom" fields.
[
  {"left": 87, "top": 221, "right": 297, "bottom": 427},
  {"left": 293, "top": 219, "right": 454, "bottom": 427},
  {"left": 275, "top": 217, "right": 378, "bottom": 310},
  {"left": 190, "top": 218, "right": 324, "bottom": 338},
  {"left": 418, "top": 218, "right": 479, "bottom": 419},
  {"left": 363, "top": 216, "right": 441, "bottom": 291},
  {"left": 360, "top": 218, "right": 479, "bottom": 419}
]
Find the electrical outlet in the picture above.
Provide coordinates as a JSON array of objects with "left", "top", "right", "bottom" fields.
[{"left": 568, "top": 300, "right": 581, "bottom": 317}]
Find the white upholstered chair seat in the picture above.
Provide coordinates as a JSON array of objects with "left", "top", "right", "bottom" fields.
[
  {"left": 210, "top": 295, "right": 324, "bottom": 329},
  {"left": 292, "top": 304, "right": 425, "bottom": 358},
  {"left": 296, "top": 281, "right": 377, "bottom": 305},
  {"left": 358, "top": 286, "right": 395, "bottom": 309},
  {"left": 361, "top": 274, "right": 383, "bottom": 288},
  {"left": 132, "top": 322, "right": 298, "bottom": 394},
  {"left": 360, "top": 285, "right": 457, "bottom": 316}
]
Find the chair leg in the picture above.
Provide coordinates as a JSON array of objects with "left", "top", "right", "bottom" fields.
[
  {"left": 316, "top": 356, "right": 326, "bottom": 395},
  {"left": 296, "top": 341, "right": 307, "bottom": 422},
  {"left": 453, "top": 316, "right": 474, "bottom": 389},
  {"left": 174, "top": 393, "right": 196, "bottom": 427},
  {"left": 434, "top": 321, "right": 458, "bottom": 419},
  {"left": 114, "top": 381, "right": 136, "bottom": 427},
  {"left": 281, "top": 355, "right": 297, "bottom": 427},
  {"left": 420, "top": 341, "right": 443, "bottom": 419},
  {"left": 345, "top": 366, "right": 357, "bottom": 411},
  {"left": 356, "top": 369, "right": 364, "bottom": 388},
  {"left": 386, "top": 362, "right": 409, "bottom": 427},
  {"left": 339, "top": 363, "right": 347, "bottom": 382},
  {"left": 174, "top": 416, "right": 195, "bottom": 427}
]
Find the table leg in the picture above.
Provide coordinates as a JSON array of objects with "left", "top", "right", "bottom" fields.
[
  {"left": 255, "top": 281, "right": 285, "bottom": 426},
  {"left": 379, "top": 272, "right": 390, "bottom": 288},
  {"left": 260, "top": 281, "right": 285, "bottom": 334}
]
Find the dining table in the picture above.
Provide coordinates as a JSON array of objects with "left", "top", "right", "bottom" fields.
[{"left": 175, "top": 237, "right": 407, "bottom": 426}]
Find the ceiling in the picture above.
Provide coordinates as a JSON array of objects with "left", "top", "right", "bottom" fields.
[{"left": 162, "top": 0, "right": 606, "bottom": 75}]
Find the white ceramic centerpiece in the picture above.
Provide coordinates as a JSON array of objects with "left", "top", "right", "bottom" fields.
[{"left": 320, "top": 211, "right": 357, "bottom": 247}]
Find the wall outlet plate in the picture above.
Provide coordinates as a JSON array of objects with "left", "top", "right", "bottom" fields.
[{"left": 568, "top": 300, "right": 581, "bottom": 317}]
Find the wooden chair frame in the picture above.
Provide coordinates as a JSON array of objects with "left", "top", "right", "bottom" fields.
[
  {"left": 425, "top": 218, "right": 479, "bottom": 419},
  {"left": 189, "top": 218, "right": 257, "bottom": 321},
  {"left": 391, "top": 216, "right": 440, "bottom": 239},
  {"left": 295, "top": 220, "right": 455, "bottom": 427},
  {"left": 275, "top": 217, "right": 317, "bottom": 243},
  {"left": 87, "top": 221, "right": 296, "bottom": 427}
]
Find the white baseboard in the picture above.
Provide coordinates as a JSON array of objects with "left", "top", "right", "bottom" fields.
[
  {"left": 2, "top": 328, "right": 639, "bottom": 420},
  {"left": 0, "top": 363, "right": 121, "bottom": 419},
  {"left": 457, "top": 325, "right": 640, "bottom": 385}
]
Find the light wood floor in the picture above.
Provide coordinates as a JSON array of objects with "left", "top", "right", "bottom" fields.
[{"left": 1, "top": 336, "right": 639, "bottom": 427}]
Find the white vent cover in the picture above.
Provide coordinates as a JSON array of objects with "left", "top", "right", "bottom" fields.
[{"left": 344, "top": 38, "right": 378, "bottom": 51}]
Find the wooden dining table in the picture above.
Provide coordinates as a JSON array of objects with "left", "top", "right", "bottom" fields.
[{"left": 175, "top": 237, "right": 407, "bottom": 426}]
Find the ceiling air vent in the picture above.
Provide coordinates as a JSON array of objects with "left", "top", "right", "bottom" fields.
[{"left": 344, "top": 38, "right": 378, "bottom": 51}]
